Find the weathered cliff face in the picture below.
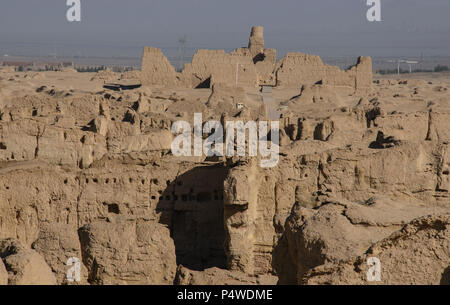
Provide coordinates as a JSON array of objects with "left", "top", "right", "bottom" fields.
[
  {"left": 218, "top": 139, "right": 450, "bottom": 283},
  {"left": 301, "top": 214, "right": 450, "bottom": 285},
  {"left": 174, "top": 265, "right": 277, "bottom": 285},
  {"left": 1, "top": 31, "right": 449, "bottom": 286},
  {"left": 273, "top": 200, "right": 448, "bottom": 284},
  {"left": 0, "top": 238, "right": 56, "bottom": 285},
  {"left": 0, "top": 74, "right": 274, "bottom": 283},
  {"left": 0, "top": 258, "right": 7, "bottom": 285},
  {"left": 223, "top": 159, "right": 260, "bottom": 274},
  {"left": 78, "top": 218, "right": 176, "bottom": 284},
  {"left": 0, "top": 92, "right": 173, "bottom": 169}
]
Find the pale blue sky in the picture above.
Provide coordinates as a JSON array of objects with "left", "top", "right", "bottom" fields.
[{"left": 0, "top": 0, "right": 449, "bottom": 58}]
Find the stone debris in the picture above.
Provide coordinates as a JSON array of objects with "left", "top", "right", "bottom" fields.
[{"left": 0, "top": 238, "right": 57, "bottom": 285}]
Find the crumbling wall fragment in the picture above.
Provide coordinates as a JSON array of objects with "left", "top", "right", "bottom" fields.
[
  {"left": 78, "top": 218, "right": 177, "bottom": 285},
  {"left": 0, "top": 238, "right": 57, "bottom": 285},
  {"left": 223, "top": 159, "right": 260, "bottom": 275},
  {"left": 141, "top": 47, "right": 179, "bottom": 87},
  {"left": 275, "top": 53, "right": 373, "bottom": 92},
  {"left": 181, "top": 50, "right": 258, "bottom": 88}
]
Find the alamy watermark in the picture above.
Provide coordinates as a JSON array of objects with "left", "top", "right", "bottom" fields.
[
  {"left": 171, "top": 113, "right": 280, "bottom": 168},
  {"left": 66, "top": 0, "right": 81, "bottom": 22},
  {"left": 366, "top": 0, "right": 382, "bottom": 22},
  {"left": 66, "top": 257, "right": 81, "bottom": 282},
  {"left": 366, "top": 257, "right": 382, "bottom": 282},
  {"left": 64, "top": 1, "right": 380, "bottom": 23}
]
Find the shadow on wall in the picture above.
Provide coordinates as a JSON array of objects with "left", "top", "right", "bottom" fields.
[
  {"left": 253, "top": 53, "right": 266, "bottom": 64},
  {"left": 195, "top": 77, "right": 211, "bottom": 89},
  {"left": 156, "top": 164, "right": 228, "bottom": 271},
  {"left": 441, "top": 266, "right": 450, "bottom": 285}
]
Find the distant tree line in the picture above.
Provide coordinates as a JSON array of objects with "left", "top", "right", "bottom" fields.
[
  {"left": 377, "top": 65, "right": 449, "bottom": 75},
  {"left": 15, "top": 66, "right": 33, "bottom": 72},
  {"left": 74, "top": 66, "right": 135, "bottom": 73},
  {"left": 76, "top": 66, "right": 106, "bottom": 73},
  {"left": 12, "top": 65, "right": 136, "bottom": 73},
  {"left": 434, "top": 65, "right": 449, "bottom": 72},
  {"left": 112, "top": 66, "right": 134, "bottom": 73}
]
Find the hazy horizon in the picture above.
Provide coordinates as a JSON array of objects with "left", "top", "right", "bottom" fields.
[{"left": 1, "top": 0, "right": 450, "bottom": 59}]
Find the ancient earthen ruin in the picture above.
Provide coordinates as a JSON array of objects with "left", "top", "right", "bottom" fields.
[
  {"left": 141, "top": 26, "right": 373, "bottom": 92},
  {"left": 0, "top": 26, "right": 448, "bottom": 285}
]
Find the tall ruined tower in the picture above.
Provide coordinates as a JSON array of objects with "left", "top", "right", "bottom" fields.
[{"left": 248, "top": 26, "right": 265, "bottom": 57}]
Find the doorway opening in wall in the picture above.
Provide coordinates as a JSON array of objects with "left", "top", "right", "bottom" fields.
[
  {"left": 195, "top": 77, "right": 211, "bottom": 89},
  {"left": 253, "top": 53, "right": 266, "bottom": 64}
]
